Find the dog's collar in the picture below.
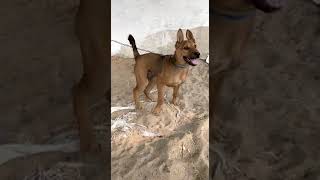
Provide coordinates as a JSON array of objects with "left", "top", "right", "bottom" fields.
[
  {"left": 211, "top": 6, "right": 256, "bottom": 21},
  {"left": 175, "top": 63, "right": 188, "bottom": 68},
  {"left": 170, "top": 55, "right": 188, "bottom": 69}
]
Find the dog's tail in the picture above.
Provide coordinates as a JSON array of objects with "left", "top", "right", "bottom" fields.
[{"left": 128, "top": 34, "right": 139, "bottom": 59}]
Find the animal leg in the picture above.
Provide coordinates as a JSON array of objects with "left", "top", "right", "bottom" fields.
[
  {"left": 72, "top": 78, "right": 97, "bottom": 153},
  {"left": 171, "top": 85, "right": 180, "bottom": 106},
  {"left": 133, "top": 75, "right": 148, "bottom": 110},
  {"left": 152, "top": 81, "right": 165, "bottom": 115},
  {"left": 144, "top": 77, "right": 156, "bottom": 102}
]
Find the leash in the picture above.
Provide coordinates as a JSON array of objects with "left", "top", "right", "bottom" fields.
[
  {"left": 111, "top": 40, "right": 155, "bottom": 54},
  {"left": 211, "top": 7, "right": 256, "bottom": 21},
  {"left": 111, "top": 39, "right": 209, "bottom": 64}
]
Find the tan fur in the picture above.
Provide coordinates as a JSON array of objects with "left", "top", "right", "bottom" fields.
[
  {"left": 210, "top": 0, "right": 283, "bottom": 177},
  {"left": 210, "top": 1, "right": 256, "bottom": 177},
  {"left": 210, "top": 0, "right": 256, "bottom": 114},
  {"left": 72, "top": 0, "right": 108, "bottom": 153},
  {"left": 130, "top": 29, "right": 200, "bottom": 115}
]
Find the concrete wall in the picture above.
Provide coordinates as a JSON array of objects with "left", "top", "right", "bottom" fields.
[{"left": 111, "top": 0, "right": 209, "bottom": 55}]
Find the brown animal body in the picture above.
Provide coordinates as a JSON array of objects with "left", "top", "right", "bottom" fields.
[
  {"left": 211, "top": 0, "right": 286, "bottom": 123},
  {"left": 211, "top": 0, "right": 256, "bottom": 110},
  {"left": 210, "top": 0, "right": 285, "bottom": 178},
  {"left": 211, "top": 0, "right": 286, "bottom": 93},
  {"left": 128, "top": 29, "right": 200, "bottom": 115},
  {"left": 72, "top": 0, "right": 108, "bottom": 153}
]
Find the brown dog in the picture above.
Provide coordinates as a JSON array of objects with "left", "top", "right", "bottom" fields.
[
  {"left": 128, "top": 29, "right": 200, "bottom": 115},
  {"left": 210, "top": 0, "right": 285, "bottom": 178},
  {"left": 72, "top": 0, "right": 108, "bottom": 153},
  {"left": 211, "top": 0, "right": 286, "bottom": 102},
  {"left": 211, "top": 0, "right": 286, "bottom": 121}
]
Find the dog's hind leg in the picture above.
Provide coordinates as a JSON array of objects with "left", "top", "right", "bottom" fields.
[
  {"left": 73, "top": 0, "right": 108, "bottom": 153},
  {"left": 133, "top": 73, "right": 148, "bottom": 110},
  {"left": 144, "top": 77, "right": 156, "bottom": 102},
  {"left": 72, "top": 48, "right": 107, "bottom": 153},
  {"left": 73, "top": 81, "right": 94, "bottom": 152}
]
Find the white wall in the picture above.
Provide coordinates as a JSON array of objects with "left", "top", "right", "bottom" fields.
[{"left": 111, "top": 0, "right": 209, "bottom": 55}]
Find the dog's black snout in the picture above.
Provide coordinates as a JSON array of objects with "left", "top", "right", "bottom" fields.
[{"left": 194, "top": 52, "right": 200, "bottom": 58}]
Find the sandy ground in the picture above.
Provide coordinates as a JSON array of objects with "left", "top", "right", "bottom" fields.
[
  {"left": 213, "top": 1, "right": 320, "bottom": 179},
  {"left": 111, "top": 57, "right": 209, "bottom": 179}
]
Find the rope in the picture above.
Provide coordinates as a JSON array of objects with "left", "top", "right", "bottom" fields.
[
  {"left": 111, "top": 39, "right": 208, "bottom": 64},
  {"left": 111, "top": 40, "right": 154, "bottom": 54}
]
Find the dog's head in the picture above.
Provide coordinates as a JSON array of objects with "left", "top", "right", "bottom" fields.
[{"left": 174, "top": 29, "right": 200, "bottom": 66}]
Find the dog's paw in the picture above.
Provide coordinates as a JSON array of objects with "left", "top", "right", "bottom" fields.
[
  {"left": 152, "top": 107, "right": 161, "bottom": 115},
  {"left": 171, "top": 100, "right": 180, "bottom": 106},
  {"left": 80, "top": 142, "right": 104, "bottom": 163}
]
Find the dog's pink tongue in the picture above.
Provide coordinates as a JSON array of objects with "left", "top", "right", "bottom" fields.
[{"left": 191, "top": 59, "right": 199, "bottom": 65}]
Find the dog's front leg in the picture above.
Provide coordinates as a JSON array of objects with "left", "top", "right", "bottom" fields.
[
  {"left": 171, "top": 85, "right": 180, "bottom": 106},
  {"left": 153, "top": 82, "right": 165, "bottom": 115},
  {"left": 73, "top": 81, "right": 97, "bottom": 153}
]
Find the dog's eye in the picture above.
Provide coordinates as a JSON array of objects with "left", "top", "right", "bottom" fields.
[
  {"left": 194, "top": 45, "right": 197, "bottom": 48},
  {"left": 183, "top": 47, "right": 189, "bottom": 50}
]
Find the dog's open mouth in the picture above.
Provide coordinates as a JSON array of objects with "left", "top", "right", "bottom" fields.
[{"left": 183, "top": 56, "right": 199, "bottom": 66}]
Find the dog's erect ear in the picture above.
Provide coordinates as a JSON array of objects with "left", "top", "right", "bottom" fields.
[
  {"left": 186, "top": 29, "right": 195, "bottom": 42},
  {"left": 177, "top": 29, "right": 184, "bottom": 43}
]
